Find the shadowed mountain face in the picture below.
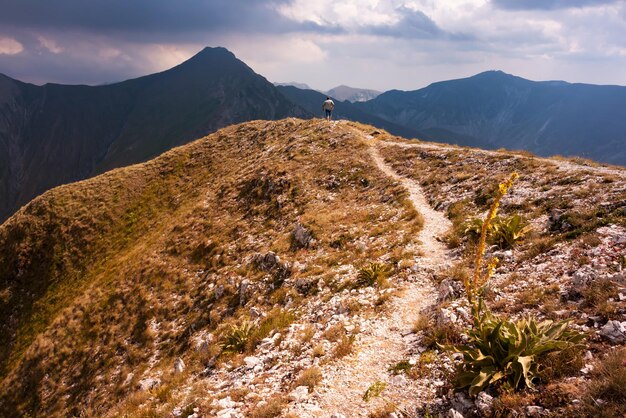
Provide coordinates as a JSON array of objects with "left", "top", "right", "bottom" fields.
[
  {"left": 0, "top": 47, "right": 309, "bottom": 223},
  {"left": 356, "top": 71, "right": 626, "bottom": 166}
]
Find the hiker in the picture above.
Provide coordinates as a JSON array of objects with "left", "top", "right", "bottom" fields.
[{"left": 322, "top": 96, "right": 335, "bottom": 121}]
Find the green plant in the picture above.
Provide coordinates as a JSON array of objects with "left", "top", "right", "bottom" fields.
[
  {"left": 454, "top": 313, "right": 584, "bottom": 395},
  {"left": 453, "top": 173, "right": 584, "bottom": 396},
  {"left": 464, "top": 214, "right": 531, "bottom": 249},
  {"left": 221, "top": 320, "right": 255, "bottom": 353},
  {"left": 356, "top": 262, "right": 390, "bottom": 287},
  {"left": 363, "top": 381, "right": 387, "bottom": 401},
  {"left": 492, "top": 214, "right": 532, "bottom": 249}
]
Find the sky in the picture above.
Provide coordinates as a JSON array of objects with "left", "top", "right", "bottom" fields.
[{"left": 1, "top": 0, "right": 626, "bottom": 91}]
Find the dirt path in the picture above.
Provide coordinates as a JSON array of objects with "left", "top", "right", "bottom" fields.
[{"left": 288, "top": 136, "right": 454, "bottom": 417}]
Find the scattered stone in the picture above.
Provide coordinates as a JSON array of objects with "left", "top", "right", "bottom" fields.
[
  {"left": 571, "top": 266, "right": 596, "bottom": 289},
  {"left": 475, "top": 391, "right": 494, "bottom": 416},
  {"left": 289, "top": 385, "right": 309, "bottom": 403},
  {"left": 451, "top": 391, "right": 473, "bottom": 412},
  {"left": 599, "top": 320, "right": 626, "bottom": 344},
  {"left": 447, "top": 408, "right": 465, "bottom": 418},
  {"left": 525, "top": 405, "right": 546, "bottom": 416},
  {"left": 238, "top": 279, "right": 251, "bottom": 306},
  {"left": 217, "top": 396, "right": 237, "bottom": 409},
  {"left": 437, "top": 279, "right": 463, "bottom": 301},
  {"left": 244, "top": 356, "right": 262, "bottom": 370},
  {"left": 138, "top": 377, "right": 161, "bottom": 391},
  {"left": 174, "top": 357, "right": 185, "bottom": 374},
  {"left": 291, "top": 223, "right": 313, "bottom": 250},
  {"left": 295, "top": 277, "right": 319, "bottom": 295}
]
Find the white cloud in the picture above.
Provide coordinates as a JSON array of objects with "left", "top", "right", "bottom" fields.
[
  {"left": 37, "top": 36, "right": 63, "bottom": 54},
  {"left": 0, "top": 36, "right": 23, "bottom": 55}
]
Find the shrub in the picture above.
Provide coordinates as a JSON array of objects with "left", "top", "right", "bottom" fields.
[{"left": 356, "top": 262, "right": 390, "bottom": 287}]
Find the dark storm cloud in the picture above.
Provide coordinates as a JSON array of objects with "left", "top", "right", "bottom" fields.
[
  {"left": 491, "top": 0, "right": 621, "bottom": 10},
  {"left": 365, "top": 7, "right": 471, "bottom": 40},
  {"left": 0, "top": 0, "right": 340, "bottom": 37}
]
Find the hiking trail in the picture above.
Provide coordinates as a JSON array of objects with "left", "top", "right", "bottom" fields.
[{"left": 288, "top": 130, "right": 454, "bottom": 417}]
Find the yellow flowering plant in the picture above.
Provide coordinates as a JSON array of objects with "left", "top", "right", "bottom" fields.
[{"left": 453, "top": 173, "right": 584, "bottom": 395}]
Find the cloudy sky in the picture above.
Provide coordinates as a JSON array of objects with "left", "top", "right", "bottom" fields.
[{"left": 1, "top": 0, "right": 625, "bottom": 91}]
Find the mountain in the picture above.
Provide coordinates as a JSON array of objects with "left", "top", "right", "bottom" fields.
[
  {"left": 1, "top": 118, "right": 624, "bottom": 417},
  {"left": 356, "top": 70, "right": 626, "bottom": 165},
  {"left": 276, "top": 84, "right": 421, "bottom": 139},
  {"left": 325, "top": 85, "right": 381, "bottom": 102},
  {"left": 274, "top": 81, "right": 313, "bottom": 90},
  {"left": 0, "top": 47, "right": 309, "bottom": 224}
]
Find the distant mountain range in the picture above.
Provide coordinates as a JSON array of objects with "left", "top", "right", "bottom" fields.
[
  {"left": 0, "top": 47, "right": 309, "bottom": 223},
  {"left": 355, "top": 71, "right": 626, "bottom": 165},
  {"left": 2, "top": 47, "right": 626, "bottom": 223},
  {"left": 274, "top": 83, "right": 381, "bottom": 103},
  {"left": 273, "top": 81, "right": 312, "bottom": 90},
  {"left": 326, "top": 85, "right": 381, "bottom": 102}
]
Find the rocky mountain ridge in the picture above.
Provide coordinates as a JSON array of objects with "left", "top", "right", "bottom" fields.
[{"left": 0, "top": 119, "right": 624, "bottom": 417}]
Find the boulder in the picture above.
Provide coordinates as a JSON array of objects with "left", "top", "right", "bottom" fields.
[
  {"left": 599, "top": 320, "right": 626, "bottom": 344},
  {"left": 291, "top": 223, "right": 313, "bottom": 250},
  {"left": 173, "top": 357, "right": 185, "bottom": 374}
]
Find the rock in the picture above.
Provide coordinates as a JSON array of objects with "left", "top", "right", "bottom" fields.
[
  {"left": 437, "top": 279, "right": 463, "bottom": 301},
  {"left": 525, "top": 406, "right": 546, "bottom": 416},
  {"left": 437, "top": 308, "right": 458, "bottom": 326},
  {"left": 238, "top": 279, "right": 251, "bottom": 306},
  {"left": 447, "top": 408, "right": 465, "bottom": 418},
  {"left": 251, "top": 252, "right": 291, "bottom": 286},
  {"left": 572, "top": 266, "right": 596, "bottom": 288},
  {"left": 330, "top": 414, "right": 346, "bottom": 418},
  {"left": 294, "top": 277, "right": 319, "bottom": 295},
  {"left": 600, "top": 320, "right": 626, "bottom": 344},
  {"left": 244, "top": 356, "right": 262, "bottom": 369},
  {"left": 216, "top": 408, "right": 239, "bottom": 418},
  {"left": 291, "top": 223, "right": 313, "bottom": 250},
  {"left": 289, "top": 385, "right": 309, "bottom": 402},
  {"left": 475, "top": 391, "right": 494, "bottom": 416},
  {"left": 138, "top": 377, "right": 161, "bottom": 391},
  {"left": 451, "top": 391, "right": 473, "bottom": 412},
  {"left": 217, "top": 396, "right": 237, "bottom": 409},
  {"left": 215, "top": 285, "right": 225, "bottom": 299},
  {"left": 173, "top": 357, "right": 185, "bottom": 374}
]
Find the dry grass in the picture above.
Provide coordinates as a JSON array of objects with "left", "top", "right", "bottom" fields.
[
  {"left": 581, "top": 348, "right": 626, "bottom": 417},
  {"left": 293, "top": 367, "right": 323, "bottom": 390},
  {"left": 249, "top": 395, "right": 287, "bottom": 418}
]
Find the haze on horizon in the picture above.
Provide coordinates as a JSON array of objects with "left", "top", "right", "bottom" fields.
[{"left": 1, "top": 0, "right": 626, "bottom": 91}]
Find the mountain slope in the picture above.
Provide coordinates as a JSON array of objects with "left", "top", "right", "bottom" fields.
[
  {"left": 0, "top": 47, "right": 309, "bottom": 224},
  {"left": 357, "top": 71, "right": 626, "bottom": 165},
  {"left": 326, "top": 85, "right": 381, "bottom": 102},
  {"left": 0, "top": 119, "right": 424, "bottom": 417},
  {"left": 1, "top": 119, "right": 624, "bottom": 417}
]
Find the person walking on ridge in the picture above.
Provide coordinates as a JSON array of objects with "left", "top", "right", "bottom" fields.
[{"left": 322, "top": 96, "right": 335, "bottom": 121}]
